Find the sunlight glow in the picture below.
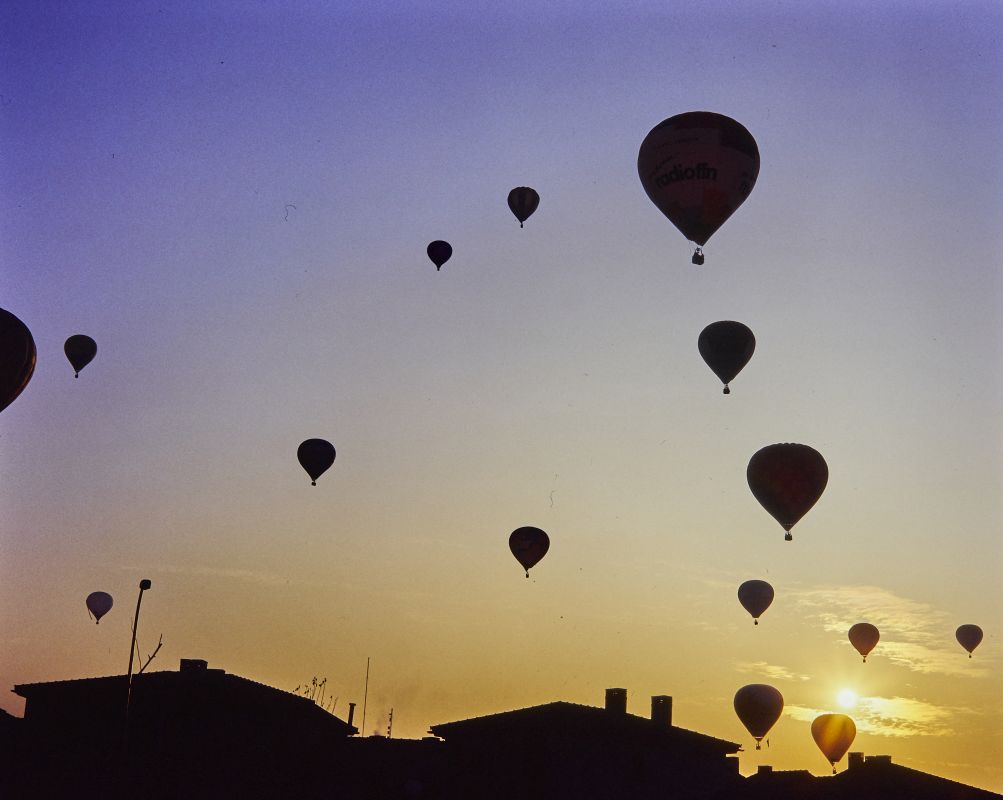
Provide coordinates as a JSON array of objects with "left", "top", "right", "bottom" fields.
[{"left": 837, "top": 688, "right": 858, "bottom": 708}]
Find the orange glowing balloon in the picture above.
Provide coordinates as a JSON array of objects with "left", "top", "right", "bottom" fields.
[
  {"left": 848, "top": 622, "right": 880, "bottom": 662},
  {"left": 811, "top": 714, "right": 856, "bottom": 773}
]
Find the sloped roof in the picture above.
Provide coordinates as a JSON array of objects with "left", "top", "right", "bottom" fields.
[
  {"left": 429, "top": 701, "right": 740, "bottom": 753},
  {"left": 14, "top": 666, "right": 357, "bottom": 734}
]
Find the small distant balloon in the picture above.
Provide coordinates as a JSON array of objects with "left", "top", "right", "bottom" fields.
[
  {"left": 956, "top": 624, "right": 983, "bottom": 658},
  {"left": 848, "top": 623, "right": 880, "bottom": 662},
  {"left": 86, "top": 591, "right": 114, "bottom": 624},
  {"left": 509, "top": 526, "right": 549, "bottom": 578},
  {"left": 297, "top": 439, "right": 336, "bottom": 486},
  {"left": 427, "top": 240, "right": 452, "bottom": 271},
  {"left": 811, "top": 714, "right": 856, "bottom": 773},
  {"left": 737, "top": 580, "right": 774, "bottom": 625},
  {"left": 0, "top": 308, "right": 36, "bottom": 413},
  {"left": 637, "top": 111, "right": 759, "bottom": 264},
  {"left": 733, "top": 684, "right": 783, "bottom": 750},
  {"left": 507, "top": 187, "right": 539, "bottom": 228},
  {"left": 64, "top": 334, "right": 97, "bottom": 378},
  {"left": 747, "top": 443, "right": 828, "bottom": 541},
  {"left": 698, "top": 321, "right": 755, "bottom": 394}
]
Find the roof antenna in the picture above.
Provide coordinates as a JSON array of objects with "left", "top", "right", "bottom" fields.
[{"left": 361, "top": 657, "right": 370, "bottom": 737}]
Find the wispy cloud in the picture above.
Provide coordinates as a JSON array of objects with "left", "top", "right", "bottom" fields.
[
  {"left": 786, "top": 695, "right": 972, "bottom": 738},
  {"left": 789, "top": 585, "right": 987, "bottom": 677},
  {"left": 118, "top": 563, "right": 291, "bottom": 587},
  {"left": 735, "top": 661, "right": 811, "bottom": 682}
]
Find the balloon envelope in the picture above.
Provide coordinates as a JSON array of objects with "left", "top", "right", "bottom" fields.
[
  {"left": 0, "top": 308, "right": 36, "bottom": 413},
  {"left": 637, "top": 111, "right": 759, "bottom": 247},
  {"left": 64, "top": 334, "right": 97, "bottom": 377},
  {"left": 698, "top": 321, "right": 755, "bottom": 394},
  {"left": 507, "top": 187, "right": 539, "bottom": 227},
  {"left": 297, "top": 439, "right": 336, "bottom": 485},
  {"left": 733, "top": 684, "right": 783, "bottom": 747},
  {"left": 427, "top": 240, "right": 452, "bottom": 271},
  {"left": 811, "top": 714, "right": 856, "bottom": 770},
  {"left": 738, "top": 580, "right": 774, "bottom": 624},
  {"left": 956, "top": 624, "right": 983, "bottom": 656},
  {"left": 86, "top": 591, "right": 114, "bottom": 624},
  {"left": 747, "top": 443, "right": 828, "bottom": 539},
  {"left": 848, "top": 622, "right": 880, "bottom": 662},
  {"left": 509, "top": 526, "right": 549, "bottom": 576}
]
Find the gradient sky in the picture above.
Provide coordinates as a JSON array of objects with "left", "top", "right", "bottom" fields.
[{"left": 2, "top": 0, "right": 1001, "bottom": 791}]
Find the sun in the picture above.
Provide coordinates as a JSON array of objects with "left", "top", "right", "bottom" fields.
[{"left": 837, "top": 688, "right": 858, "bottom": 708}]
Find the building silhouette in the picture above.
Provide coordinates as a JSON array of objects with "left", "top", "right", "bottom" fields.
[
  {"left": 6, "top": 664, "right": 1001, "bottom": 799},
  {"left": 428, "top": 688, "right": 741, "bottom": 799},
  {"left": 11, "top": 659, "right": 356, "bottom": 798}
]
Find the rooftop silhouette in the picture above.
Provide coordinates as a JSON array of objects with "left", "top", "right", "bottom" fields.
[{"left": 6, "top": 663, "right": 1000, "bottom": 799}]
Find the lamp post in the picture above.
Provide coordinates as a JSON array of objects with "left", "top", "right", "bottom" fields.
[{"left": 125, "top": 579, "right": 151, "bottom": 715}]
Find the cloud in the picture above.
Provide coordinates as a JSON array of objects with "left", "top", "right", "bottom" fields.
[
  {"left": 735, "top": 661, "right": 811, "bottom": 682},
  {"left": 786, "top": 696, "right": 971, "bottom": 738},
  {"left": 789, "top": 584, "right": 988, "bottom": 677}
]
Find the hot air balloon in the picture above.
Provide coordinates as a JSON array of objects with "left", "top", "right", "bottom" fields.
[
  {"left": 698, "top": 321, "right": 755, "bottom": 394},
  {"left": 733, "top": 684, "right": 783, "bottom": 750},
  {"left": 811, "top": 714, "right": 856, "bottom": 773},
  {"left": 738, "top": 580, "right": 774, "bottom": 625},
  {"left": 507, "top": 187, "right": 539, "bottom": 228},
  {"left": 509, "top": 526, "right": 549, "bottom": 578},
  {"left": 427, "top": 240, "right": 452, "bottom": 271},
  {"left": 848, "top": 623, "right": 880, "bottom": 662},
  {"left": 64, "top": 334, "right": 97, "bottom": 378},
  {"left": 297, "top": 439, "right": 336, "bottom": 486},
  {"left": 956, "top": 624, "right": 983, "bottom": 658},
  {"left": 0, "top": 308, "right": 36, "bottom": 413},
  {"left": 747, "top": 444, "right": 828, "bottom": 541},
  {"left": 86, "top": 591, "right": 114, "bottom": 624},
  {"left": 638, "top": 111, "right": 759, "bottom": 264}
]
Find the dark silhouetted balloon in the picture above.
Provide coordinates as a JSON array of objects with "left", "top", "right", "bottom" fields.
[
  {"left": 86, "top": 591, "right": 113, "bottom": 624},
  {"left": 738, "top": 580, "right": 774, "bottom": 625},
  {"left": 747, "top": 443, "right": 828, "bottom": 541},
  {"left": 297, "top": 439, "right": 336, "bottom": 486},
  {"left": 509, "top": 526, "right": 549, "bottom": 578},
  {"left": 699, "top": 321, "right": 755, "bottom": 394},
  {"left": 956, "top": 624, "right": 983, "bottom": 658},
  {"left": 848, "top": 622, "right": 880, "bottom": 662},
  {"left": 507, "top": 187, "right": 539, "bottom": 228},
  {"left": 0, "top": 308, "right": 36, "bottom": 413},
  {"left": 64, "top": 334, "right": 97, "bottom": 378},
  {"left": 734, "top": 684, "right": 783, "bottom": 749},
  {"left": 812, "top": 714, "right": 856, "bottom": 773},
  {"left": 638, "top": 111, "right": 759, "bottom": 263},
  {"left": 427, "top": 240, "right": 452, "bottom": 271}
]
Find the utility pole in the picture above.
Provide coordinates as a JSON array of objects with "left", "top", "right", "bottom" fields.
[{"left": 387, "top": 708, "right": 393, "bottom": 739}]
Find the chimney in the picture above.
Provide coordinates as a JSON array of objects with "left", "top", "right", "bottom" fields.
[
  {"left": 757, "top": 765, "right": 773, "bottom": 775},
  {"left": 651, "top": 695, "right": 672, "bottom": 726},
  {"left": 179, "top": 659, "right": 208, "bottom": 673},
  {"left": 347, "top": 702, "right": 357, "bottom": 729},
  {"left": 847, "top": 752, "right": 864, "bottom": 771},
  {"left": 605, "top": 688, "right": 627, "bottom": 714},
  {"left": 866, "top": 755, "right": 892, "bottom": 766}
]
